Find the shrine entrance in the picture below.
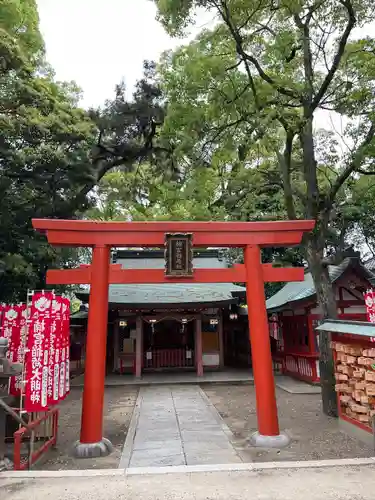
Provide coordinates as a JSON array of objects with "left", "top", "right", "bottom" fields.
[
  {"left": 142, "top": 317, "right": 196, "bottom": 371},
  {"left": 33, "top": 219, "right": 314, "bottom": 458}
]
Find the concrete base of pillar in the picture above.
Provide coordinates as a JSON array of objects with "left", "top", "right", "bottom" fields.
[
  {"left": 72, "top": 438, "right": 114, "bottom": 458},
  {"left": 249, "top": 431, "right": 290, "bottom": 448}
]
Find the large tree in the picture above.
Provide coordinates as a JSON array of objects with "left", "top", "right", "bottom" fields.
[
  {"left": 154, "top": 0, "right": 375, "bottom": 415},
  {"left": 0, "top": 2, "right": 170, "bottom": 301}
]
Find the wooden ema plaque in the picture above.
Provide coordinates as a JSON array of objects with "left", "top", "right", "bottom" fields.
[{"left": 165, "top": 233, "right": 193, "bottom": 277}]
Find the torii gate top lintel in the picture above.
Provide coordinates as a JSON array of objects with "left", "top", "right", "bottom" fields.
[{"left": 32, "top": 219, "right": 315, "bottom": 248}]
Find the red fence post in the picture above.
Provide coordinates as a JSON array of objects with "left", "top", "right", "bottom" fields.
[{"left": 195, "top": 318, "right": 203, "bottom": 376}]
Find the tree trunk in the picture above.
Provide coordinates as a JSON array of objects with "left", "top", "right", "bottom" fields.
[{"left": 305, "top": 234, "right": 338, "bottom": 417}]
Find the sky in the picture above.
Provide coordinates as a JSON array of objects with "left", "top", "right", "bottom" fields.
[
  {"left": 35, "top": 1, "right": 374, "bottom": 256},
  {"left": 36, "top": 0, "right": 214, "bottom": 108},
  {"left": 36, "top": 1, "right": 374, "bottom": 111},
  {"left": 36, "top": 1, "right": 374, "bottom": 143}
]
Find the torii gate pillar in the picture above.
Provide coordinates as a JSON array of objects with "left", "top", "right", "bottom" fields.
[
  {"left": 245, "top": 245, "right": 289, "bottom": 447},
  {"left": 73, "top": 245, "right": 113, "bottom": 458}
]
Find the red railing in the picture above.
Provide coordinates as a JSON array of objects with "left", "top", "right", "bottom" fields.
[
  {"left": 144, "top": 349, "right": 195, "bottom": 369},
  {"left": 13, "top": 408, "right": 58, "bottom": 470},
  {"left": 284, "top": 353, "right": 319, "bottom": 382}
]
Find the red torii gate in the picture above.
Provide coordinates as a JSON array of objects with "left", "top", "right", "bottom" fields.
[{"left": 33, "top": 219, "right": 314, "bottom": 457}]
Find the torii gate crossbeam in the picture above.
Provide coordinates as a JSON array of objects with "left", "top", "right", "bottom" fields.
[{"left": 33, "top": 219, "right": 315, "bottom": 458}]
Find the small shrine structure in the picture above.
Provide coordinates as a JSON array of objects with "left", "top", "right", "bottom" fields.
[{"left": 267, "top": 256, "right": 375, "bottom": 383}]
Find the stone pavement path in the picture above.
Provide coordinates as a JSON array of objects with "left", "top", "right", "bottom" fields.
[{"left": 123, "top": 385, "right": 242, "bottom": 468}]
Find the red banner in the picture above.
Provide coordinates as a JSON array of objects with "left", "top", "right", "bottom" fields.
[
  {"left": 61, "top": 297, "right": 70, "bottom": 399},
  {"left": 0, "top": 293, "right": 71, "bottom": 409},
  {"left": 48, "top": 296, "right": 63, "bottom": 406},
  {"left": 0, "top": 305, "right": 23, "bottom": 395},
  {"left": 365, "top": 289, "right": 375, "bottom": 323},
  {"left": 0, "top": 304, "right": 4, "bottom": 336},
  {"left": 8, "top": 304, "right": 27, "bottom": 396},
  {"left": 1, "top": 305, "right": 19, "bottom": 341},
  {"left": 24, "top": 292, "right": 53, "bottom": 412}
]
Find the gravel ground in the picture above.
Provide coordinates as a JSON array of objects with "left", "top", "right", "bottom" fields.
[
  {"left": 203, "top": 384, "right": 374, "bottom": 462},
  {"left": 3, "top": 466, "right": 375, "bottom": 500},
  {"left": 35, "top": 387, "right": 138, "bottom": 470}
]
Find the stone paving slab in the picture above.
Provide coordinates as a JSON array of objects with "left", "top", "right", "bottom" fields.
[
  {"left": 71, "top": 370, "right": 254, "bottom": 387},
  {"left": 132, "top": 439, "right": 182, "bottom": 452},
  {"left": 123, "top": 385, "right": 243, "bottom": 467},
  {"left": 275, "top": 376, "right": 321, "bottom": 394}
]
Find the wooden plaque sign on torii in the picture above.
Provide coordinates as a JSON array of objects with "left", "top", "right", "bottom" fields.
[{"left": 33, "top": 219, "right": 315, "bottom": 457}]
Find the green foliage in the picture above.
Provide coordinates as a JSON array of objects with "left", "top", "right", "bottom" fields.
[
  {"left": 154, "top": 0, "right": 375, "bottom": 414},
  {"left": 0, "top": 6, "right": 174, "bottom": 303},
  {"left": 154, "top": 0, "right": 375, "bottom": 253},
  {"left": 0, "top": 0, "right": 44, "bottom": 73},
  {"left": 0, "top": 1, "right": 94, "bottom": 301}
]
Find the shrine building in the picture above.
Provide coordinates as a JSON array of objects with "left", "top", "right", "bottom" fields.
[
  {"left": 267, "top": 255, "right": 375, "bottom": 384},
  {"left": 72, "top": 249, "right": 250, "bottom": 377}
]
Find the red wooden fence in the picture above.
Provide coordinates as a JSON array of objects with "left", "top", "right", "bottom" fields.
[
  {"left": 143, "top": 349, "right": 195, "bottom": 369},
  {"left": 284, "top": 353, "right": 319, "bottom": 382},
  {"left": 13, "top": 408, "right": 58, "bottom": 470}
]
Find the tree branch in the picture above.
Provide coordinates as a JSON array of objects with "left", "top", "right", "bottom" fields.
[
  {"left": 276, "top": 124, "right": 297, "bottom": 219},
  {"left": 356, "top": 168, "right": 375, "bottom": 176},
  {"left": 311, "top": 0, "right": 356, "bottom": 110},
  {"left": 327, "top": 121, "right": 375, "bottom": 207},
  {"left": 214, "top": 0, "right": 299, "bottom": 100}
]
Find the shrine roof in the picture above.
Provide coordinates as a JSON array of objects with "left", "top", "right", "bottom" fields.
[
  {"left": 316, "top": 320, "right": 375, "bottom": 337},
  {"left": 70, "top": 310, "right": 89, "bottom": 320},
  {"left": 266, "top": 257, "right": 375, "bottom": 313},
  {"left": 365, "top": 256, "right": 375, "bottom": 272},
  {"left": 77, "top": 249, "right": 245, "bottom": 307}
]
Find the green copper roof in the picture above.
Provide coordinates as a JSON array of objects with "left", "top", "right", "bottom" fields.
[
  {"left": 70, "top": 310, "right": 89, "bottom": 320},
  {"left": 266, "top": 258, "right": 375, "bottom": 312},
  {"left": 316, "top": 320, "right": 375, "bottom": 338}
]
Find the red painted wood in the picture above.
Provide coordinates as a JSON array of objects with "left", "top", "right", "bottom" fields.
[
  {"left": 32, "top": 218, "right": 316, "bottom": 453},
  {"left": 41, "top": 229, "right": 307, "bottom": 247},
  {"left": 33, "top": 219, "right": 315, "bottom": 233},
  {"left": 307, "top": 313, "right": 316, "bottom": 354},
  {"left": 195, "top": 318, "right": 203, "bottom": 376},
  {"left": 46, "top": 264, "right": 305, "bottom": 285},
  {"left": 143, "top": 349, "right": 193, "bottom": 369},
  {"left": 340, "top": 413, "right": 372, "bottom": 433},
  {"left": 32, "top": 219, "right": 314, "bottom": 248},
  {"left": 80, "top": 245, "right": 110, "bottom": 444},
  {"left": 47, "top": 268, "right": 91, "bottom": 284},
  {"left": 282, "top": 315, "right": 310, "bottom": 354},
  {"left": 284, "top": 353, "right": 319, "bottom": 383},
  {"left": 244, "top": 245, "right": 280, "bottom": 437},
  {"left": 282, "top": 352, "right": 319, "bottom": 358}
]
